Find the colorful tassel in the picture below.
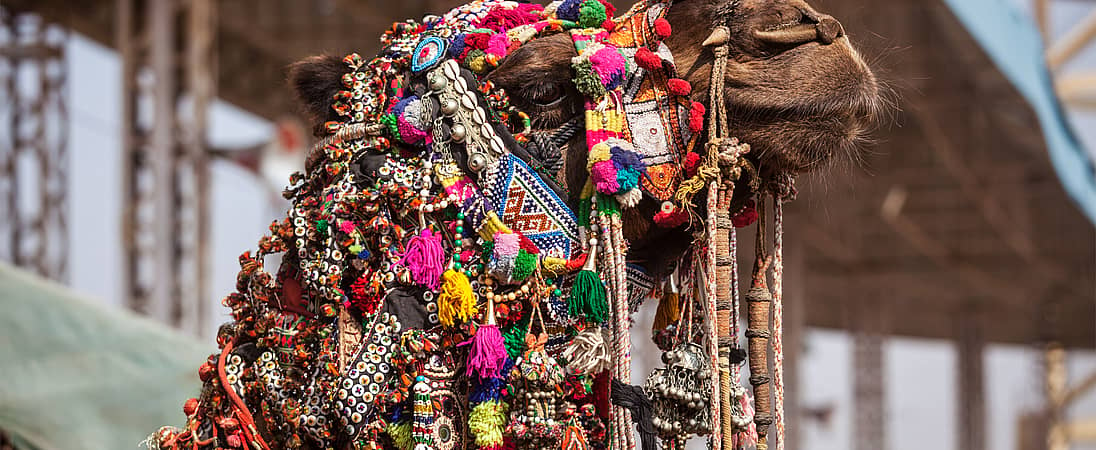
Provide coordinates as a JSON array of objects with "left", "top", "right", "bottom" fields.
[
  {"left": 569, "top": 270, "right": 608, "bottom": 323},
  {"left": 438, "top": 269, "right": 476, "bottom": 326},
  {"left": 412, "top": 376, "right": 435, "bottom": 447},
  {"left": 465, "top": 298, "right": 508, "bottom": 379},
  {"left": 398, "top": 229, "right": 445, "bottom": 290}
]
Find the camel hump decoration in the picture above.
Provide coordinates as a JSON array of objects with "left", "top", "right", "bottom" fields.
[{"left": 150, "top": 0, "right": 879, "bottom": 449}]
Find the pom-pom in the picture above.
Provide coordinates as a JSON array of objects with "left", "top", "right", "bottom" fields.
[
  {"left": 438, "top": 270, "right": 476, "bottom": 326},
  {"left": 512, "top": 249, "right": 537, "bottom": 281},
  {"left": 578, "top": 0, "right": 608, "bottom": 28},
  {"left": 615, "top": 188, "right": 642, "bottom": 208},
  {"left": 634, "top": 47, "right": 662, "bottom": 71},
  {"left": 653, "top": 18, "right": 672, "bottom": 39},
  {"left": 667, "top": 78, "right": 692, "bottom": 96},
  {"left": 569, "top": 270, "right": 608, "bottom": 323},
  {"left": 183, "top": 398, "right": 199, "bottom": 416},
  {"left": 689, "top": 102, "right": 706, "bottom": 133}
]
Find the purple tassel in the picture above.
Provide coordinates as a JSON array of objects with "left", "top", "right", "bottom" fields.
[
  {"left": 398, "top": 229, "right": 445, "bottom": 290},
  {"left": 465, "top": 324, "right": 508, "bottom": 379}
]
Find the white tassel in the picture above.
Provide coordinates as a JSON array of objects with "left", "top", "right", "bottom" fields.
[{"left": 562, "top": 326, "right": 611, "bottom": 375}]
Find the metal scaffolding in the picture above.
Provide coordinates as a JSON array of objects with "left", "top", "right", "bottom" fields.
[
  {"left": 851, "top": 295, "right": 887, "bottom": 450},
  {"left": 0, "top": 8, "right": 68, "bottom": 281},
  {"left": 117, "top": 0, "right": 214, "bottom": 335}
]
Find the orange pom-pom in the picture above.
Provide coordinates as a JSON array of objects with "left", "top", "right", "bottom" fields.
[{"left": 667, "top": 78, "right": 691, "bottom": 96}]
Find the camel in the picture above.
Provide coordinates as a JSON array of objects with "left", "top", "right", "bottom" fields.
[{"left": 151, "top": 0, "right": 880, "bottom": 449}]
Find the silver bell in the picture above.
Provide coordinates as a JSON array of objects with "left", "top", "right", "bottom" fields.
[
  {"left": 468, "top": 153, "right": 486, "bottom": 172},
  {"left": 429, "top": 75, "right": 448, "bottom": 91},
  {"left": 450, "top": 124, "right": 466, "bottom": 142},
  {"left": 441, "top": 99, "right": 459, "bottom": 116}
]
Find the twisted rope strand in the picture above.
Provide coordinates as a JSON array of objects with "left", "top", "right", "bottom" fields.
[{"left": 772, "top": 195, "right": 785, "bottom": 450}]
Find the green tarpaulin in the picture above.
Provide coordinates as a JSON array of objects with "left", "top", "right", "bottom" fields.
[{"left": 0, "top": 263, "right": 210, "bottom": 450}]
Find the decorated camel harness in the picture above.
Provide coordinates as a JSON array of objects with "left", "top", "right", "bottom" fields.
[{"left": 152, "top": 1, "right": 801, "bottom": 449}]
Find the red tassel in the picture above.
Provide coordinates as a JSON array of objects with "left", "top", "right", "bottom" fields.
[
  {"left": 183, "top": 398, "right": 199, "bottom": 416},
  {"left": 732, "top": 200, "right": 759, "bottom": 227},
  {"left": 689, "top": 102, "right": 706, "bottom": 133},
  {"left": 653, "top": 18, "right": 672, "bottom": 39},
  {"left": 667, "top": 78, "right": 691, "bottom": 96},
  {"left": 634, "top": 47, "right": 662, "bottom": 71},
  {"left": 654, "top": 209, "right": 689, "bottom": 228}
]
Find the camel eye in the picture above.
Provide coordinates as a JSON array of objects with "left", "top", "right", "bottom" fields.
[{"left": 526, "top": 83, "right": 566, "bottom": 107}]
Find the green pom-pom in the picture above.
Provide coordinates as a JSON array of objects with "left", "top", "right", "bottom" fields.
[
  {"left": 572, "top": 59, "right": 606, "bottom": 98},
  {"left": 569, "top": 269, "right": 608, "bottom": 323},
  {"left": 380, "top": 113, "right": 400, "bottom": 139},
  {"left": 578, "top": 0, "right": 607, "bottom": 28},
  {"left": 512, "top": 249, "right": 537, "bottom": 281},
  {"left": 316, "top": 219, "right": 329, "bottom": 232}
]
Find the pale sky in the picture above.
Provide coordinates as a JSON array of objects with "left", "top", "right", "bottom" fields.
[{"left": 56, "top": 1, "right": 1096, "bottom": 448}]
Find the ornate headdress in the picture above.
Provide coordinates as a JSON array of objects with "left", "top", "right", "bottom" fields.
[{"left": 151, "top": 1, "right": 792, "bottom": 449}]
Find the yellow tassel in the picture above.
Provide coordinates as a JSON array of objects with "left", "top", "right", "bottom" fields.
[
  {"left": 652, "top": 291, "right": 680, "bottom": 332},
  {"left": 478, "top": 211, "right": 512, "bottom": 241},
  {"left": 438, "top": 269, "right": 476, "bottom": 327},
  {"left": 542, "top": 257, "right": 568, "bottom": 275}
]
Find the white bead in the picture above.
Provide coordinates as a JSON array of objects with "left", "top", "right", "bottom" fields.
[
  {"left": 425, "top": 204, "right": 434, "bottom": 213},
  {"left": 588, "top": 238, "right": 598, "bottom": 246},
  {"left": 439, "top": 200, "right": 448, "bottom": 208}
]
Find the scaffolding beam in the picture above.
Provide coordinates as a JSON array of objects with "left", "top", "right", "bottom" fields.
[
  {"left": 118, "top": 0, "right": 214, "bottom": 335},
  {"left": 0, "top": 9, "right": 68, "bottom": 281}
]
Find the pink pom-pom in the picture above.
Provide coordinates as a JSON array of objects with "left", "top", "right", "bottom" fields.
[
  {"left": 654, "top": 18, "right": 672, "bottom": 39},
  {"left": 494, "top": 232, "right": 520, "bottom": 257},
  {"left": 667, "top": 78, "right": 692, "bottom": 96},
  {"left": 486, "top": 32, "right": 510, "bottom": 58},
  {"left": 634, "top": 47, "right": 662, "bottom": 71},
  {"left": 591, "top": 160, "right": 621, "bottom": 194},
  {"left": 689, "top": 102, "right": 706, "bottom": 133}
]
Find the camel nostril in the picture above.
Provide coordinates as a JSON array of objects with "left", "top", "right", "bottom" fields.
[{"left": 816, "top": 16, "right": 843, "bottom": 45}]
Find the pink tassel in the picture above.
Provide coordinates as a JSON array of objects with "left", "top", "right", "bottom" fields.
[
  {"left": 464, "top": 298, "right": 508, "bottom": 379},
  {"left": 466, "top": 324, "right": 507, "bottom": 379},
  {"left": 398, "top": 229, "right": 445, "bottom": 290}
]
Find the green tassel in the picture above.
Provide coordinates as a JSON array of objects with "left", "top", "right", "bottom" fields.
[
  {"left": 502, "top": 320, "right": 528, "bottom": 361},
  {"left": 569, "top": 269, "right": 608, "bottom": 323}
]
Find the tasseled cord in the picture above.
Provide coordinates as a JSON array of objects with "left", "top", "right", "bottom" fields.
[
  {"left": 610, "top": 379, "right": 656, "bottom": 450},
  {"left": 465, "top": 297, "right": 508, "bottom": 379},
  {"left": 568, "top": 243, "right": 608, "bottom": 323},
  {"left": 438, "top": 269, "right": 476, "bottom": 326},
  {"left": 398, "top": 229, "right": 446, "bottom": 290}
]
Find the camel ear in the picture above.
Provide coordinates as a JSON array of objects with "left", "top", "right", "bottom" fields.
[{"left": 287, "top": 55, "right": 348, "bottom": 136}]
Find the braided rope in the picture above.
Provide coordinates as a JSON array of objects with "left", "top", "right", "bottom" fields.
[
  {"left": 705, "top": 181, "right": 723, "bottom": 450},
  {"left": 772, "top": 195, "right": 785, "bottom": 450}
]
